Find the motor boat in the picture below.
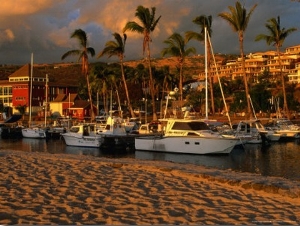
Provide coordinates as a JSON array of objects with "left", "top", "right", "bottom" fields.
[
  {"left": 61, "top": 124, "right": 101, "bottom": 148},
  {"left": 264, "top": 118, "right": 300, "bottom": 139},
  {"left": 135, "top": 118, "right": 239, "bottom": 154}
]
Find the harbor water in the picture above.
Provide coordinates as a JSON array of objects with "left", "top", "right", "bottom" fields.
[{"left": 0, "top": 137, "right": 299, "bottom": 181}]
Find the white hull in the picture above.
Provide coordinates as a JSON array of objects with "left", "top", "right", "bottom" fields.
[
  {"left": 135, "top": 136, "right": 238, "bottom": 154},
  {"left": 239, "top": 134, "right": 262, "bottom": 144},
  {"left": 62, "top": 133, "right": 101, "bottom": 147},
  {"left": 276, "top": 130, "right": 300, "bottom": 139},
  {"left": 22, "top": 128, "right": 46, "bottom": 139},
  {"left": 265, "top": 118, "right": 300, "bottom": 140},
  {"left": 266, "top": 132, "right": 282, "bottom": 141}
]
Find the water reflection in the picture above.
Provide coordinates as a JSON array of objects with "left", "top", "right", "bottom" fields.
[
  {"left": 135, "top": 142, "right": 300, "bottom": 181},
  {"left": 135, "top": 150, "right": 244, "bottom": 170},
  {"left": 0, "top": 137, "right": 299, "bottom": 180},
  {"left": 22, "top": 138, "right": 48, "bottom": 153},
  {"left": 64, "top": 146, "right": 100, "bottom": 157}
]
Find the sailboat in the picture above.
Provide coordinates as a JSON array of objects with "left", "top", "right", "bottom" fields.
[{"left": 22, "top": 54, "right": 47, "bottom": 139}]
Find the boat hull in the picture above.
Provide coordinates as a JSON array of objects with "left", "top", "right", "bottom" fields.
[
  {"left": 135, "top": 136, "right": 238, "bottom": 154},
  {"left": 22, "top": 128, "right": 46, "bottom": 139},
  {"left": 277, "top": 130, "right": 300, "bottom": 139},
  {"left": 1, "top": 127, "right": 23, "bottom": 139},
  {"left": 62, "top": 133, "right": 101, "bottom": 148}
]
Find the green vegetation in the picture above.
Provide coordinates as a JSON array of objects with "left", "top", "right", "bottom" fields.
[
  {"left": 61, "top": 29, "right": 96, "bottom": 120},
  {"left": 255, "top": 16, "right": 297, "bottom": 118},
  {"left": 2, "top": 1, "right": 299, "bottom": 120},
  {"left": 123, "top": 5, "right": 161, "bottom": 121},
  {"left": 219, "top": 1, "right": 257, "bottom": 117}
]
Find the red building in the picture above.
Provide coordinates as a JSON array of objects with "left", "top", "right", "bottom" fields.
[
  {"left": 10, "top": 64, "right": 46, "bottom": 110},
  {"left": 0, "top": 63, "right": 97, "bottom": 121}
]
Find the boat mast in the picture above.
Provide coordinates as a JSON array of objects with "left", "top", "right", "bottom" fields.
[
  {"left": 248, "top": 95, "right": 257, "bottom": 120},
  {"left": 205, "top": 27, "right": 208, "bottom": 120},
  {"left": 44, "top": 74, "right": 48, "bottom": 126},
  {"left": 207, "top": 31, "right": 233, "bottom": 129},
  {"left": 29, "top": 53, "right": 33, "bottom": 127},
  {"left": 109, "top": 89, "right": 113, "bottom": 132}
]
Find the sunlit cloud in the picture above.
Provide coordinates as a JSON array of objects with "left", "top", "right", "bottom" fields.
[
  {"left": 0, "top": 30, "right": 14, "bottom": 49},
  {"left": 0, "top": 0, "right": 299, "bottom": 64},
  {"left": 0, "top": 0, "right": 54, "bottom": 15}
]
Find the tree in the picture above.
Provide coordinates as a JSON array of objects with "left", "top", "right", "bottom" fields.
[
  {"left": 95, "top": 65, "right": 123, "bottom": 115},
  {"left": 61, "top": 29, "right": 96, "bottom": 121},
  {"left": 185, "top": 15, "right": 216, "bottom": 115},
  {"left": 219, "top": 1, "right": 257, "bottom": 118},
  {"left": 161, "top": 33, "right": 196, "bottom": 105},
  {"left": 255, "top": 16, "right": 297, "bottom": 119},
  {"left": 123, "top": 5, "right": 161, "bottom": 121},
  {"left": 97, "top": 32, "right": 135, "bottom": 118}
]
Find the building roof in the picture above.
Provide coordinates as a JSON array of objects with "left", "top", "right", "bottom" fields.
[
  {"left": 69, "top": 100, "right": 91, "bottom": 109},
  {"left": 9, "top": 64, "right": 45, "bottom": 78},
  {"left": 52, "top": 93, "right": 79, "bottom": 102},
  {"left": 52, "top": 94, "right": 67, "bottom": 102}
]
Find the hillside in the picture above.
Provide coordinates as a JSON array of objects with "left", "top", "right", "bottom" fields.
[
  {"left": 123, "top": 55, "right": 227, "bottom": 78},
  {"left": 0, "top": 55, "right": 229, "bottom": 82}
]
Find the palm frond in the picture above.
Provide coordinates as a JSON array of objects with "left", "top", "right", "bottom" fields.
[
  {"left": 61, "top": 50, "right": 81, "bottom": 60},
  {"left": 123, "top": 21, "right": 144, "bottom": 34},
  {"left": 87, "top": 47, "right": 95, "bottom": 57},
  {"left": 71, "top": 29, "right": 87, "bottom": 48},
  {"left": 185, "top": 31, "right": 203, "bottom": 43},
  {"left": 255, "top": 16, "right": 297, "bottom": 48}
]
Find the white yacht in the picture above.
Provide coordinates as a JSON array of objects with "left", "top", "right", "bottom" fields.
[
  {"left": 135, "top": 118, "right": 239, "bottom": 154},
  {"left": 96, "top": 116, "right": 135, "bottom": 148},
  {"left": 61, "top": 124, "right": 101, "bottom": 148}
]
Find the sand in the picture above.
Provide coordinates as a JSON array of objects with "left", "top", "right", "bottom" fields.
[{"left": 0, "top": 150, "right": 299, "bottom": 225}]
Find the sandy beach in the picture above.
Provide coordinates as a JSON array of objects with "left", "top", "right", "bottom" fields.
[{"left": 0, "top": 150, "right": 299, "bottom": 225}]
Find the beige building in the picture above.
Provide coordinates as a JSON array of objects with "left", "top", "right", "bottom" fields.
[{"left": 198, "top": 44, "right": 300, "bottom": 84}]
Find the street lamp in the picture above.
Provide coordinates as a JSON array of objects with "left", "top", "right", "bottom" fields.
[
  {"left": 163, "top": 90, "right": 177, "bottom": 119},
  {"left": 174, "top": 86, "right": 179, "bottom": 93}
]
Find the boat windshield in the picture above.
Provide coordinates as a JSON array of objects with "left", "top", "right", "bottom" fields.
[
  {"left": 277, "top": 120, "right": 293, "bottom": 126},
  {"left": 70, "top": 127, "right": 80, "bottom": 133},
  {"left": 171, "top": 121, "right": 209, "bottom": 131}
]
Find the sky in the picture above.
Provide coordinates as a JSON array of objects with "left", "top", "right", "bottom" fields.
[{"left": 0, "top": 0, "right": 299, "bottom": 65}]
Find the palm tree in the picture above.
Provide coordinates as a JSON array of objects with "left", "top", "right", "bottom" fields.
[
  {"left": 61, "top": 29, "right": 96, "bottom": 121},
  {"left": 255, "top": 16, "right": 297, "bottom": 119},
  {"left": 219, "top": 1, "right": 257, "bottom": 118},
  {"left": 123, "top": 5, "right": 161, "bottom": 121},
  {"left": 185, "top": 15, "right": 215, "bottom": 115},
  {"left": 161, "top": 33, "right": 196, "bottom": 105},
  {"left": 97, "top": 32, "right": 135, "bottom": 118},
  {"left": 95, "top": 66, "right": 123, "bottom": 115}
]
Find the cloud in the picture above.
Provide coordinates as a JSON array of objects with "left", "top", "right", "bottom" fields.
[
  {"left": 0, "top": 0, "right": 299, "bottom": 64},
  {"left": 0, "top": 29, "right": 15, "bottom": 43},
  {"left": 0, "top": 0, "right": 54, "bottom": 15},
  {"left": 5, "top": 29, "right": 15, "bottom": 41}
]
